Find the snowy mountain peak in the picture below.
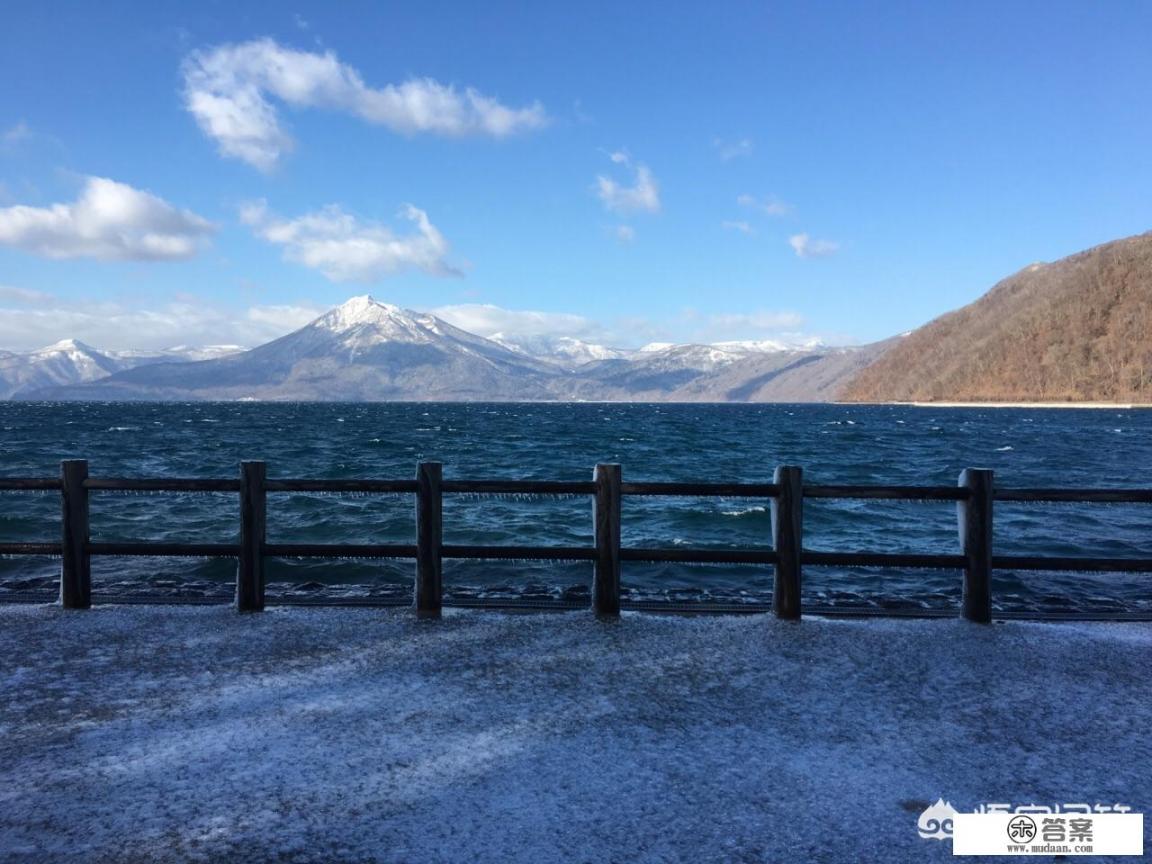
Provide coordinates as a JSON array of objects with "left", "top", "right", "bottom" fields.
[
  {"left": 315, "top": 295, "right": 424, "bottom": 335},
  {"left": 37, "top": 338, "right": 101, "bottom": 356},
  {"left": 308, "top": 296, "right": 447, "bottom": 349}
]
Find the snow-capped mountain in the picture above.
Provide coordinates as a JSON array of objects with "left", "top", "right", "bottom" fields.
[
  {"left": 712, "top": 338, "right": 825, "bottom": 354},
  {"left": 35, "top": 296, "right": 567, "bottom": 401},
  {"left": 13, "top": 295, "right": 878, "bottom": 402},
  {"left": 573, "top": 343, "right": 758, "bottom": 395},
  {"left": 0, "top": 339, "right": 124, "bottom": 399},
  {"left": 489, "top": 333, "right": 632, "bottom": 368},
  {"left": 110, "top": 345, "right": 246, "bottom": 364},
  {"left": 0, "top": 339, "right": 246, "bottom": 399}
]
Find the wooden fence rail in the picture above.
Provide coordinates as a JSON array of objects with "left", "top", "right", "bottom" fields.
[{"left": 1, "top": 460, "right": 1151, "bottom": 621}]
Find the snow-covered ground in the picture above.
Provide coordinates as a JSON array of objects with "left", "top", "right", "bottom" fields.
[{"left": 0, "top": 606, "right": 1148, "bottom": 863}]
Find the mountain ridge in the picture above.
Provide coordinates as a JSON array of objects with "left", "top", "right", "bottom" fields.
[
  {"left": 17, "top": 295, "right": 874, "bottom": 402},
  {"left": 841, "top": 231, "right": 1152, "bottom": 403}
]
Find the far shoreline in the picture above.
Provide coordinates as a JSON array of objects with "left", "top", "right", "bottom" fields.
[
  {"left": 4, "top": 398, "right": 1152, "bottom": 408},
  {"left": 887, "top": 401, "right": 1150, "bottom": 409}
]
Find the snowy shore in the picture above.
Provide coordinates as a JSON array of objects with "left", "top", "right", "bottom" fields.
[{"left": 1, "top": 605, "right": 1148, "bottom": 863}]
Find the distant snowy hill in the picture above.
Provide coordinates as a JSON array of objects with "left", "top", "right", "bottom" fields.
[
  {"left": 0, "top": 339, "right": 244, "bottom": 400},
  {"left": 489, "top": 333, "right": 632, "bottom": 369},
  {"left": 574, "top": 342, "right": 772, "bottom": 394},
  {"left": 14, "top": 295, "right": 881, "bottom": 402},
  {"left": 0, "top": 339, "right": 123, "bottom": 399},
  {"left": 110, "top": 345, "right": 246, "bottom": 364}
]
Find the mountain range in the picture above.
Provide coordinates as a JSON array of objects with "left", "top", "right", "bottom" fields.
[
  {"left": 7, "top": 230, "right": 1151, "bottom": 403},
  {"left": 0, "top": 340, "right": 242, "bottom": 400},
  {"left": 9, "top": 295, "right": 880, "bottom": 402}
]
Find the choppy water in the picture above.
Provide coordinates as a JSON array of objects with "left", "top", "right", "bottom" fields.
[{"left": 2, "top": 401, "right": 1150, "bottom": 612}]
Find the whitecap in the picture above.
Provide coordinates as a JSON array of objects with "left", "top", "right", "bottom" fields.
[
  {"left": 995, "top": 445, "right": 1013, "bottom": 451},
  {"left": 721, "top": 506, "right": 768, "bottom": 517}
]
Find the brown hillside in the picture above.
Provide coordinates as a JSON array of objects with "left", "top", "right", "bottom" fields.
[{"left": 841, "top": 231, "right": 1152, "bottom": 403}]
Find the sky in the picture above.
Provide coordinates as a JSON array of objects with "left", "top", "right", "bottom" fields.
[{"left": 1, "top": 0, "right": 1151, "bottom": 352}]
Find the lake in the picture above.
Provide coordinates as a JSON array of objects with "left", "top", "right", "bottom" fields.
[{"left": 2, "top": 401, "right": 1150, "bottom": 612}]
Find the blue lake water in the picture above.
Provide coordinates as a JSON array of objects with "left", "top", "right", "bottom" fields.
[{"left": 1, "top": 401, "right": 1150, "bottom": 612}]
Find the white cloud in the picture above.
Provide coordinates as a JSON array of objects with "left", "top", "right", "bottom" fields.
[
  {"left": 429, "top": 303, "right": 601, "bottom": 341},
  {"left": 242, "top": 303, "right": 324, "bottom": 333},
  {"left": 676, "top": 307, "right": 814, "bottom": 346},
  {"left": 242, "top": 200, "right": 459, "bottom": 282},
  {"left": 595, "top": 158, "right": 661, "bottom": 214},
  {"left": 788, "top": 233, "right": 839, "bottom": 259},
  {"left": 608, "top": 150, "right": 630, "bottom": 164},
  {"left": 713, "top": 137, "right": 753, "bottom": 160},
  {"left": 0, "top": 176, "right": 215, "bottom": 261},
  {"left": 737, "top": 194, "right": 791, "bottom": 216},
  {"left": 615, "top": 225, "right": 636, "bottom": 243},
  {"left": 0, "top": 285, "right": 53, "bottom": 305},
  {"left": 429, "top": 302, "right": 818, "bottom": 350},
  {"left": 721, "top": 220, "right": 755, "bottom": 235},
  {"left": 183, "top": 39, "right": 548, "bottom": 170},
  {"left": 0, "top": 292, "right": 325, "bottom": 352}
]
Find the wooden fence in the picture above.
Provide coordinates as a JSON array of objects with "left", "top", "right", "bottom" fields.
[{"left": 2, "top": 460, "right": 1151, "bottom": 621}]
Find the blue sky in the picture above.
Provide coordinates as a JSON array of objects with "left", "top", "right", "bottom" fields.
[{"left": 1, "top": 0, "right": 1151, "bottom": 351}]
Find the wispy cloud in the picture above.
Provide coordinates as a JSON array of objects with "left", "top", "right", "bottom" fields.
[
  {"left": 0, "top": 176, "right": 215, "bottom": 261},
  {"left": 713, "top": 136, "right": 753, "bottom": 161},
  {"left": 429, "top": 303, "right": 602, "bottom": 341},
  {"left": 788, "top": 232, "right": 839, "bottom": 259},
  {"left": 2, "top": 121, "right": 31, "bottom": 144},
  {"left": 675, "top": 307, "right": 815, "bottom": 346},
  {"left": 615, "top": 224, "right": 636, "bottom": 244},
  {"left": 737, "top": 194, "right": 791, "bottom": 217},
  {"left": 242, "top": 200, "right": 459, "bottom": 282},
  {"left": 429, "top": 302, "right": 818, "bottom": 349},
  {"left": 0, "top": 285, "right": 54, "bottom": 305},
  {"left": 183, "top": 39, "right": 548, "bottom": 170},
  {"left": 595, "top": 153, "right": 661, "bottom": 215},
  {"left": 0, "top": 292, "right": 325, "bottom": 352},
  {"left": 721, "top": 220, "right": 755, "bottom": 235},
  {"left": 695, "top": 309, "right": 806, "bottom": 332}
]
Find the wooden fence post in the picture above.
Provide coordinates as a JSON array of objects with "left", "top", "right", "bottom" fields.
[
  {"left": 416, "top": 461, "right": 443, "bottom": 618},
  {"left": 593, "top": 463, "right": 622, "bottom": 618},
  {"left": 958, "top": 468, "right": 993, "bottom": 623},
  {"left": 772, "top": 465, "right": 803, "bottom": 620},
  {"left": 60, "top": 459, "right": 90, "bottom": 609},
  {"left": 237, "top": 460, "right": 266, "bottom": 612}
]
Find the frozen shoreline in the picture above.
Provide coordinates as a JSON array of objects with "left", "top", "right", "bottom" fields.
[{"left": 1, "top": 606, "right": 1149, "bottom": 863}]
